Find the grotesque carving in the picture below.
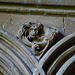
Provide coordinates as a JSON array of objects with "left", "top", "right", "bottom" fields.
[{"left": 16, "top": 22, "right": 59, "bottom": 57}]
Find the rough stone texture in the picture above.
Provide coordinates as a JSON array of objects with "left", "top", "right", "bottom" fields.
[
  {"left": 0, "top": 0, "right": 24, "bottom": 3},
  {"left": 0, "top": 25, "right": 75, "bottom": 75},
  {"left": 39, "top": 0, "right": 53, "bottom": 5},
  {"left": 0, "top": 13, "right": 75, "bottom": 36},
  {"left": 64, "top": 17, "right": 75, "bottom": 34},
  {"left": 40, "top": 0, "right": 75, "bottom": 5},
  {"left": 61, "top": 0, "right": 75, "bottom": 6},
  {"left": 0, "top": 13, "right": 63, "bottom": 36},
  {"left": 0, "top": 0, "right": 75, "bottom": 6},
  {"left": 0, "top": 13, "right": 10, "bottom": 29},
  {"left": 26, "top": 0, "right": 38, "bottom": 4}
]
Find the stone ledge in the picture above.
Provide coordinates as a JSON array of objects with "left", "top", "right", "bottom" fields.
[
  {"left": 0, "top": 6, "right": 75, "bottom": 17},
  {"left": 0, "top": 0, "right": 75, "bottom": 6}
]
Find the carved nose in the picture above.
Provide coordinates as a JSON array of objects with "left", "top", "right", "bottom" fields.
[{"left": 31, "top": 30, "right": 36, "bottom": 36}]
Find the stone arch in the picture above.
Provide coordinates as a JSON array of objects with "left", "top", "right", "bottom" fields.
[{"left": 0, "top": 29, "right": 75, "bottom": 75}]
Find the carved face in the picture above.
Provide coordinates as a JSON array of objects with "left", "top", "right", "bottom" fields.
[
  {"left": 28, "top": 25, "right": 39, "bottom": 39},
  {"left": 27, "top": 23, "right": 44, "bottom": 41},
  {"left": 16, "top": 22, "right": 59, "bottom": 57}
]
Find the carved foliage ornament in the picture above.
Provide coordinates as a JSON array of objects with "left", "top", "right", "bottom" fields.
[{"left": 16, "top": 22, "right": 59, "bottom": 58}]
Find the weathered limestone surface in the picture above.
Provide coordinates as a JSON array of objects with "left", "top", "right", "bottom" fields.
[
  {"left": 0, "top": 13, "right": 75, "bottom": 36},
  {"left": 0, "top": 13, "right": 64, "bottom": 36},
  {"left": 0, "top": 24, "right": 75, "bottom": 75},
  {"left": 26, "top": 0, "right": 38, "bottom": 4},
  {"left": 0, "top": 0, "right": 24, "bottom": 3},
  {"left": 0, "top": 0, "right": 75, "bottom": 6},
  {"left": 64, "top": 17, "right": 75, "bottom": 34},
  {"left": 0, "top": 1, "right": 75, "bottom": 75}
]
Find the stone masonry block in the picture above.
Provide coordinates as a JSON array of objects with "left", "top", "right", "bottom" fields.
[
  {"left": 39, "top": 0, "right": 53, "bottom": 5},
  {"left": 0, "top": 0, "right": 75, "bottom": 6},
  {"left": 0, "top": 0, "right": 24, "bottom": 3},
  {"left": 0, "top": 13, "right": 64, "bottom": 36},
  {"left": 26, "top": 0, "right": 38, "bottom": 4},
  {"left": 64, "top": 17, "right": 75, "bottom": 34}
]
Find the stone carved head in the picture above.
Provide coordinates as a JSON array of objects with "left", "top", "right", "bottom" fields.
[{"left": 16, "top": 22, "right": 59, "bottom": 57}]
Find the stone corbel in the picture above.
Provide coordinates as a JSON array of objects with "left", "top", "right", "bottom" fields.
[{"left": 16, "top": 22, "right": 63, "bottom": 58}]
